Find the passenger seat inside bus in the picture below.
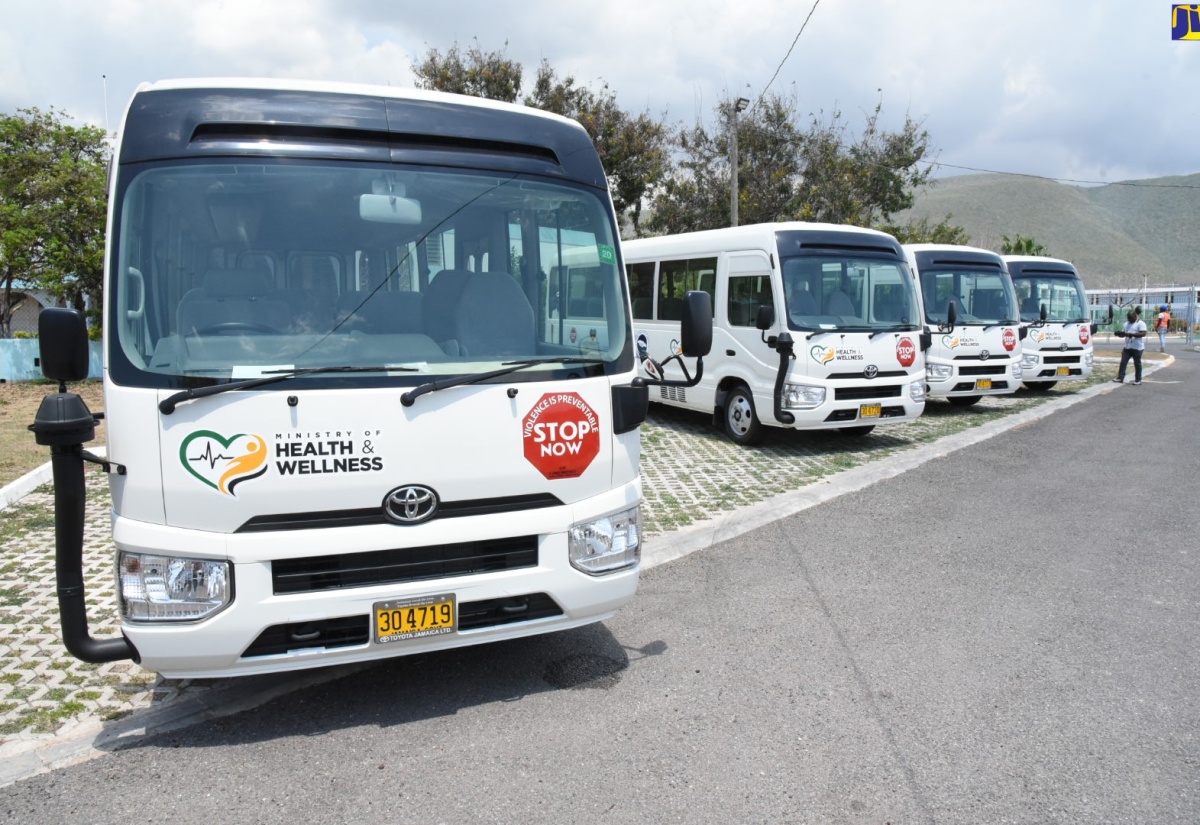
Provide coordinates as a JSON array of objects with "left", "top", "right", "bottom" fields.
[
  {"left": 825, "top": 290, "right": 856, "bottom": 316},
  {"left": 450, "top": 272, "right": 536, "bottom": 356},
  {"left": 177, "top": 269, "right": 291, "bottom": 336}
]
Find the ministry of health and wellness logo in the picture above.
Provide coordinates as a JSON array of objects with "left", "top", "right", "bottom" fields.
[{"left": 1172, "top": 5, "right": 1200, "bottom": 40}]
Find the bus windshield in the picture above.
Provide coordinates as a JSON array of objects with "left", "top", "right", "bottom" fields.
[
  {"left": 781, "top": 255, "right": 918, "bottom": 332},
  {"left": 110, "top": 159, "right": 627, "bottom": 388},
  {"left": 919, "top": 268, "right": 1020, "bottom": 326},
  {"left": 1012, "top": 275, "right": 1088, "bottom": 323}
]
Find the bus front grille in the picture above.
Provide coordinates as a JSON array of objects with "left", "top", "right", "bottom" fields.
[{"left": 272, "top": 536, "right": 539, "bottom": 594}]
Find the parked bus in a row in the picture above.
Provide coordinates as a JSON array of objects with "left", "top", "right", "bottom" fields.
[
  {"left": 623, "top": 223, "right": 926, "bottom": 445},
  {"left": 1003, "top": 256, "right": 1101, "bottom": 390},
  {"left": 31, "top": 78, "right": 710, "bottom": 678},
  {"left": 904, "top": 245, "right": 1024, "bottom": 407}
]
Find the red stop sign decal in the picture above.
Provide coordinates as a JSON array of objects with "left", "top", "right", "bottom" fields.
[
  {"left": 523, "top": 393, "right": 601, "bottom": 480},
  {"left": 1079, "top": 325, "right": 1090, "bottom": 344},
  {"left": 1002, "top": 328, "right": 1017, "bottom": 351},
  {"left": 896, "top": 337, "right": 916, "bottom": 367}
]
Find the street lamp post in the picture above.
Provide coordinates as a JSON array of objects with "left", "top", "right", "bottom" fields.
[{"left": 730, "top": 97, "right": 750, "bottom": 227}]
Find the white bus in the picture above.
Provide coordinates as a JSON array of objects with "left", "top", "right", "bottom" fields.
[
  {"left": 623, "top": 223, "right": 926, "bottom": 445},
  {"left": 905, "top": 244, "right": 1024, "bottom": 406},
  {"left": 31, "top": 78, "right": 709, "bottom": 678},
  {"left": 1003, "top": 256, "right": 1099, "bottom": 390}
]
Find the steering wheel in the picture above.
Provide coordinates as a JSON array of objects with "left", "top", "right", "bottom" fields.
[{"left": 194, "top": 321, "right": 279, "bottom": 336}]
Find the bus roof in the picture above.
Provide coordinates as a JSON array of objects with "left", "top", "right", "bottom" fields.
[
  {"left": 117, "top": 78, "right": 607, "bottom": 188},
  {"left": 624, "top": 222, "right": 902, "bottom": 260}
]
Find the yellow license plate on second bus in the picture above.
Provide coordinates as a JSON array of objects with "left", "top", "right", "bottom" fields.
[
  {"left": 374, "top": 593, "right": 456, "bottom": 644},
  {"left": 1056, "top": 366, "right": 1070, "bottom": 376},
  {"left": 976, "top": 379, "right": 992, "bottom": 390},
  {"left": 860, "top": 403, "right": 882, "bottom": 419}
]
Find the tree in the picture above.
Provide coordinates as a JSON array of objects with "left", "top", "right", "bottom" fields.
[
  {"left": 646, "top": 94, "right": 804, "bottom": 235},
  {"left": 0, "top": 108, "right": 108, "bottom": 337},
  {"left": 791, "top": 102, "right": 934, "bottom": 226},
  {"left": 526, "top": 62, "right": 670, "bottom": 234},
  {"left": 414, "top": 43, "right": 671, "bottom": 235},
  {"left": 1001, "top": 233, "right": 1048, "bottom": 256},
  {"left": 412, "top": 40, "right": 523, "bottom": 102},
  {"left": 646, "top": 93, "right": 936, "bottom": 234},
  {"left": 878, "top": 214, "right": 971, "bottom": 245}
]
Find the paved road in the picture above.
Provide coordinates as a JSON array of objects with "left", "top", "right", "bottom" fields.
[{"left": 3, "top": 351, "right": 1198, "bottom": 823}]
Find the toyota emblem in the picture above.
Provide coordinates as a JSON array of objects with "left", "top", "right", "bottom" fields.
[
  {"left": 1059, "top": 342, "right": 1068, "bottom": 352},
  {"left": 863, "top": 365, "right": 879, "bottom": 379},
  {"left": 383, "top": 485, "right": 439, "bottom": 524},
  {"left": 979, "top": 350, "right": 990, "bottom": 361}
]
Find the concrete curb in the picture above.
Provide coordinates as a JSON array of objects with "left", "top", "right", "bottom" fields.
[{"left": 0, "top": 447, "right": 106, "bottom": 512}]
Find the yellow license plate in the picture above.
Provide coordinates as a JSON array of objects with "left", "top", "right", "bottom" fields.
[
  {"left": 976, "top": 378, "right": 992, "bottom": 390},
  {"left": 1056, "top": 366, "right": 1070, "bottom": 376},
  {"left": 374, "top": 594, "right": 456, "bottom": 644},
  {"left": 860, "top": 403, "right": 882, "bottom": 419}
]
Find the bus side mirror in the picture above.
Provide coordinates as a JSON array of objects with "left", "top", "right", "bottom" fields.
[
  {"left": 38, "top": 308, "right": 90, "bottom": 384},
  {"left": 1040, "top": 304, "right": 1048, "bottom": 322},
  {"left": 680, "top": 290, "right": 712, "bottom": 357},
  {"left": 1106, "top": 304, "right": 1114, "bottom": 325},
  {"left": 755, "top": 304, "right": 774, "bottom": 331},
  {"left": 1019, "top": 326, "right": 1028, "bottom": 341}
]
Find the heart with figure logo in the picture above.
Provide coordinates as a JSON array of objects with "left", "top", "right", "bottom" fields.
[{"left": 178, "top": 430, "right": 268, "bottom": 496}]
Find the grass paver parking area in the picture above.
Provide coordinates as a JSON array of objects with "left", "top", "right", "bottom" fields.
[{"left": 0, "top": 355, "right": 1141, "bottom": 744}]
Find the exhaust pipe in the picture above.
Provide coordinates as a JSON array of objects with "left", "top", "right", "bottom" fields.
[{"left": 30, "top": 388, "right": 138, "bottom": 664}]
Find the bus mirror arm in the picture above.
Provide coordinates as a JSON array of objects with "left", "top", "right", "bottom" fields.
[{"left": 637, "top": 353, "right": 705, "bottom": 389}]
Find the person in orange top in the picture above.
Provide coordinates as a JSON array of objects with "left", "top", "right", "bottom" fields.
[{"left": 1155, "top": 304, "right": 1171, "bottom": 352}]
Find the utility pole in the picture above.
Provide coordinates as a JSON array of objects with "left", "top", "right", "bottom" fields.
[{"left": 730, "top": 97, "right": 749, "bottom": 227}]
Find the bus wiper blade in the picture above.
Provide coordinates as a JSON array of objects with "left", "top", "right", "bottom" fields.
[
  {"left": 869, "top": 325, "right": 915, "bottom": 339},
  {"left": 159, "top": 365, "right": 418, "bottom": 415},
  {"left": 400, "top": 357, "right": 605, "bottom": 407}
]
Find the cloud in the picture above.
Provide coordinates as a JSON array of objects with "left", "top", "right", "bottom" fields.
[{"left": 1, "top": 0, "right": 1198, "bottom": 182}]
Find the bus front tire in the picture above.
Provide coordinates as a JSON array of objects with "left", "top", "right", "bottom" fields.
[
  {"left": 1024, "top": 381, "right": 1056, "bottom": 392},
  {"left": 723, "top": 386, "right": 764, "bottom": 446},
  {"left": 947, "top": 396, "right": 981, "bottom": 407}
]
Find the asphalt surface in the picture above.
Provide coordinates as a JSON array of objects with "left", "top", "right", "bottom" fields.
[{"left": 2, "top": 349, "right": 1198, "bottom": 823}]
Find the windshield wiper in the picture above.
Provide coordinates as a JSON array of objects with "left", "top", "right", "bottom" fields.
[
  {"left": 400, "top": 357, "right": 605, "bottom": 407},
  {"left": 869, "top": 325, "right": 916, "bottom": 339},
  {"left": 159, "top": 365, "right": 418, "bottom": 415}
]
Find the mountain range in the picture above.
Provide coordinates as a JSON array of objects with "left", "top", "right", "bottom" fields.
[{"left": 897, "top": 172, "right": 1200, "bottom": 290}]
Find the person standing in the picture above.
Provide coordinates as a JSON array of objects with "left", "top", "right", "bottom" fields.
[
  {"left": 1113, "top": 309, "right": 1147, "bottom": 385},
  {"left": 1155, "top": 304, "right": 1171, "bottom": 352}
]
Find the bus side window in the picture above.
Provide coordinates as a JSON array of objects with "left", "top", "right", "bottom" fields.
[
  {"left": 728, "top": 275, "right": 771, "bottom": 327},
  {"left": 627, "top": 262, "right": 655, "bottom": 320}
]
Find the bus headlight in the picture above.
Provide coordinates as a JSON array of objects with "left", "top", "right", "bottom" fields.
[
  {"left": 569, "top": 505, "right": 640, "bottom": 574},
  {"left": 1083, "top": 351, "right": 1094, "bottom": 367},
  {"left": 909, "top": 380, "right": 926, "bottom": 403},
  {"left": 782, "top": 383, "right": 826, "bottom": 409},
  {"left": 119, "top": 552, "right": 232, "bottom": 622},
  {"left": 1012, "top": 363, "right": 1024, "bottom": 380},
  {"left": 1020, "top": 352, "right": 1039, "bottom": 369},
  {"left": 926, "top": 363, "right": 953, "bottom": 381}
]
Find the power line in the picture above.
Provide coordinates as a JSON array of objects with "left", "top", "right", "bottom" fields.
[
  {"left": 757, "top": 0, "right": 821, "bottom": 108},
  {"left": 925, "top": 160, "right": 1200, "bottom": 189}
]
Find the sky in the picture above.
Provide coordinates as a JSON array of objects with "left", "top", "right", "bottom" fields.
[{"left": 2, "top": 1, "right": 1198, "bottom": 186}]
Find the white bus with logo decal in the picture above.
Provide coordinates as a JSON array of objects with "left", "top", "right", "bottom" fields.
[
  {"left": 1003, "top": 256, "right": 1105, "bottom": 391},
  {"left": 30, "top": 79, "right": 710, "bottom": 678},
  {"left": 904, "top": 244, "right": 1024, "bottom": 406},
  {"left": 623, "top": 223, "right": 926, "bottom": 445}
]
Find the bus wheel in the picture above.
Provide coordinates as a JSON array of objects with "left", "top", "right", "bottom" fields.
[
  {"left": 1024, "top": 381, "right": 1056, "bottom": 392},
  {"left": 947, "top": 396, "right": 981, "bottom": 407},
  {"left": 837, "top": 425, "right": 875, "bottom": 437},
  {"left": 723, "top": 386, "right": 764, "bottom": 445}
]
